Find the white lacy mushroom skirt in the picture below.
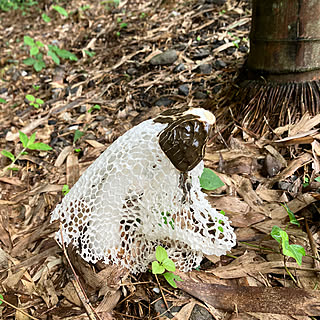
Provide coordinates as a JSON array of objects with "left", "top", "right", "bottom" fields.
[{"left": 51, "top": 120, "right": 236, "bottom": 273}]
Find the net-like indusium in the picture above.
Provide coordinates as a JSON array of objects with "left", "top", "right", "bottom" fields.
[{"left": 51, "top": 111, "right": 236, "bottom": 273}]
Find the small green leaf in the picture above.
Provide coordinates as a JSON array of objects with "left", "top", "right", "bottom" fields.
[
  {"left": 62, "top": 184, "right": 70, "bottom": 195},
  {"left": 303, "top": 176, "right": 309, "bottom": 188},
  {"left": 52, "top": 5, "right": 68, "bottom": 17},
  {"left": 48, "top": 50, "right": 60, "bottom": 65},
  {"left": 162, "top": 258, "right": 175, "bottom": 272},
  {"left": 35, "top": 98, "right": 44, "bottom": 105},
  {"left": 28, "top": 132, "right": 36, "bottom": 145},
  {"left": 281, "top": 203, "right": 299, "bottom": 226},
  {"left": 0, "top": 293, "right": 3, "bottom": 305},
  {"left": 284, "top": 244, "right": 306, "bottom": 266},
  {"left": 19, "top": 131, "right": 29, "bottom": 148},
  {"left": 279, "top": 230, "right": 306, "bottom": 265},
  {"left": 25, "top": 94, "right": 35, "bottom": 102},
  {"left": 23, "top": 57, "right": 36, "bottom": 66},
  {"left": 74, "top": 148, "right": 81, "bottom": 153},
  {"left": 163, "top": 272, "right": 182, "bottom": 288},
  {"left": 8, "top": 167, "right": 19, "bottom": 171},
  {"left": 33, "top": 59, "right": 46, "bottom": 72},
  {"left": 30, "top": 46, "right": 39, "bottom": 56},
  {"left": 84, "top": 50, "right": 96, "bottom": 57},
  {"left": 120, "top": 22, "right": 127, "bottom": 28},
  {"left": 31, "top": 103, "right": 40, "bottom": 109},
  {"left": 88, "top": 104, "right": 101, "bottom": 113},
  {"left": 74, "top": 130, "right": 85, "bottom": 143},
  {"left": 315, "top": 177, "right": 320, "bottom": 182},
  {"left": 80, "top": 5, "right": 90, "bottom": 10},
  {"left": 36, "top": 41, "right": 44, "bottom": 48},
  {"left": 270, "top": 225, "right": 282, "bottom": 244},
  {"left": 199, "top": 168, "right": 224, "bottom": 190},
  {"left": 1, "top": 150, "right": 15, "bottom": 162},
  {"left": 24, "top": 35, "right": 35, "bottom": 46},
  {"left": 155, "top": 246, "right": 168, "bottom": 263},
  {"left": 152, "top": 261, "right": 165, "bottom": 274},
  {"left": 28, "top": 142, "right": 52, "bottom": 151},
  {"left": 0, "top": 98, "right": 7, "bottom": 104},
  {"left": 42, "top": 13, "right": 51, "bottom": 22},
  {"left": 56, "top": 49, "right": 78, "bottom": 61}
]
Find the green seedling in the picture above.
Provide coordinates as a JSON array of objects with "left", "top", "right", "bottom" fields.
[
  {"left": 41, "top": 13, "right": 51, "bottom": 22},
  {"left": 303, "top": 175, "right": 309, "bottom": 187},
  {"left": 116, "top": 17, "right": 127, "bottom": 36},
  {"left": 23, "top": 36, "right": 78, "bottom": 71},
  {"left": 271, "top": 226, "right": 306, "bottom": 266},
  {"left": 23, "top": 36, "right": 46, "bottom": 71},
  {"left": 227, "top": 32, "right": 240, "bottom": 48},
  {"left": 140, "top": 12, "right": 146, "bottom": 19},
  {"left": 88, "top": 104, "right": 100, "bottom": 113},
  {"left": 25, "top": 94, "right": 44, "bottom": 109},
  {"left": 62, "top": 184, "right": 70, "bottom": 195},
  {"left": 74, "top": 130, "right": 85, "bottom": 143},
  {"left": 152, "top": 246, "right": 182, "bottom": 288},
  {"left": 23, "top": 36, "right": 44, "bottom": 57},
  {"left": 0, "top": 98, "right": 7, "bottom": 103},
  {"left": 80, "top": 5, "right": 90, "bottom": 11},
  {"left": 74, "top": 148, "right": 81, "bottom": 153},
  {"left": 196, "top": 35, "right": 201, "bottom": 42},
  {"left": 281, "top": 203, "right": 300, "bottom": 226},
  {"left": 199, "top": 168, "right": 224, "bottom": 190},
  {"left": 52, "top": 5, "right": 68, "bottom": 17},
  {"left": 84, "top": 50, "right": 96, "bottom": 58},
  {"left": 47, "top": 44, "right": 78, "bottom": 65},
  {"left": 32, "top": 84, "right": 40, "bottom": 90},
  {"left": 1, "top": 131, "right": 52, "bottom": 170},
  {"left": 0, "top": 0, "right": 37, "bottom": 12},
  {"left": 315, "top": 177, "right": 320, "bottom": 182}
]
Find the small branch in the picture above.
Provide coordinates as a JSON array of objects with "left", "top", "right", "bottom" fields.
[
  {"left": 154, "top": 274, "right": 169, "bottom": 310},
  {"left": 0, "top": 296, "right": 39, "bottom": 320}
]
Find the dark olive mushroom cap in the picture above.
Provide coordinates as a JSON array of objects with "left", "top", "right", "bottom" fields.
[{"left": 154, "top": 107, "right": 215, "bottom": 172}]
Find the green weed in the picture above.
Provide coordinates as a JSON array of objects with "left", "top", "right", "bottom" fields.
[
  {"left": 1, "top": 131, "right": 52, "bottom": 170},
  {"left": 62, "top": 184, "right": 70, "bottom": 195},
  {"left": 52, "top": 4, "right": 68, "bottom": 17},
  {"left": 23, "top": 36, "right": 78, "bottom": 72},
  {"left": 25, "top": 94, "right": 44, "bottom": 108},
  {"left": 152, "top": 246, "right": 182, "bottom": 288},
  {"left": 88, "top": 104, "right": 100, "bottom": 113}
]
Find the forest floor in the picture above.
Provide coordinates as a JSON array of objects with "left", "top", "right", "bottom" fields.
[{"left": 0, "top": 0, "right": 320, "bottom": 319}]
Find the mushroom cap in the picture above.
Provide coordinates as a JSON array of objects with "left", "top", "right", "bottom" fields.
[{"left": 51, "top": 115, "right": 236, "bottom": 273}]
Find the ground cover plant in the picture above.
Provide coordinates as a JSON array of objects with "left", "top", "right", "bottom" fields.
[{"left": 0, "top": 0, "right": 320, "bottom": 319}]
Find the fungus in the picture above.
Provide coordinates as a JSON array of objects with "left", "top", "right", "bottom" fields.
[{"left": 51, "top": 107, "right": 236, "bottom": 273}]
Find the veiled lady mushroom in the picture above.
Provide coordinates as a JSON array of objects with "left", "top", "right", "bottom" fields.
[{"left": 51, "top": 107, "right": 236, "bottom": 273}]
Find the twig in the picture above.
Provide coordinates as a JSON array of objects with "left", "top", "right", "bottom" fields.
[
  {"left": 154, "top": 274, "right": 169, "bottom": 310},
  {"left": 304, "top": 217, "right": 320, "bottom": 278},
  {"left": 58, "top": 223, "right": 101, "bottom": 320},
  {"left": 0, "top": 296, "right": 39, "bottom": 320}
]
